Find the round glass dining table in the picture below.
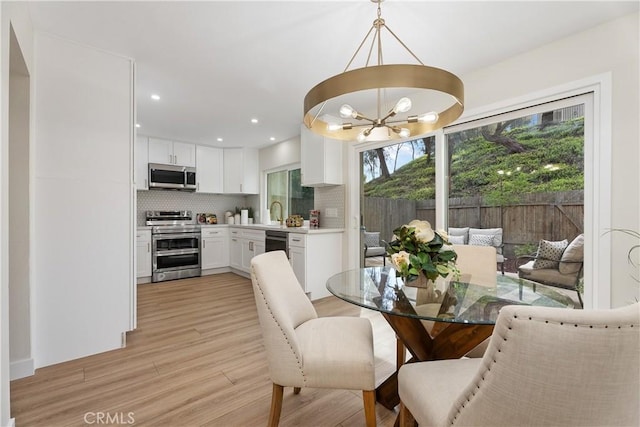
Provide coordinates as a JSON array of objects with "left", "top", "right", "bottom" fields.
[
  {"left": 326, "top": 266, "right": 575, "bottom": 324},
  {"left": 326, "top": 266, "right": 575, "bottom": 409}
]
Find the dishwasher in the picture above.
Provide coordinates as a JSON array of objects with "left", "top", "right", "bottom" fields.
[{"left": 265, "top": 230, "right": 288, "bottom": 255}]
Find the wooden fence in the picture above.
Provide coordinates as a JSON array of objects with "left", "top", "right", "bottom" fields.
[{"left": 363, "top": 190, "right": 583, "bottom": 260}]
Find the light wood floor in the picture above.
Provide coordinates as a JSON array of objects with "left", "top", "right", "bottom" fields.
[{"left": 10, "top": 273, "right": 400, "bottom": 427}]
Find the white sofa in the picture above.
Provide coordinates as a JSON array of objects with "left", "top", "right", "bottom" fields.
[{"left": 448, "top": 227, "right": 504, "bottom": 274}]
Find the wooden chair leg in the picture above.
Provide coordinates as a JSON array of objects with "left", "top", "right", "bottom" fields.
[
  {"left": 363, "top": 389, "right": 377, "bottom": 427},
  {"left": 268, "top": 383, "right": 284, "bottom": 427},
  {"left": 293, "top": 387, "right": 301, "bottom": 394},
  {"left": 399, "top": 401, "right": 417, "bottom": 427}
]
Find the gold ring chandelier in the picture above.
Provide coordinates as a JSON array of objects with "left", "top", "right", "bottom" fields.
[{"left": 303, "top": 0, "right": 464, "bottom": 142}]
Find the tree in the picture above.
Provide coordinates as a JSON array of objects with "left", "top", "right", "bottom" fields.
[
  {"left": 481, "top": 121, "right": 526, "bottom": 153},
  {"left": 375, "top": 147, "right": 390, "bottom": 178}
]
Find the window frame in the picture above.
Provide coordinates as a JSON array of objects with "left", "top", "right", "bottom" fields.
[
  {"left": 347, "top": 74, "right": 612, "bottom": 309},
  {"left": 264, "top": 163, "right": 314, "bottom": 221}
]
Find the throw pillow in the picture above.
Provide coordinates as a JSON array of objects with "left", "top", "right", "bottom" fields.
[
  {"left": 448, "top": 235, "right": 465, "bottom": 245},
  {"left": 448, "top": 227, "right": 470, "bottom": 244},
  {"left": 469, "top": 227, "right": 503, "bottom": 247},
  {"left": 449, "top": 236, "right": 464, "bottom": 245},
  {"left": 469, "top": 234, "right": 494, "bottom": 246},
  {"left": 559, "top": 234, "right": 584, "bottom": 275},
  {"left": 532, "top": 239, "right": 568, "bottom": 269}
]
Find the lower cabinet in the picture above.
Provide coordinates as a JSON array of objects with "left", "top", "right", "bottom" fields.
[
  {"left": 288, "top": 232, "right": 342, "bottom": 300},
  {"left": 288, "top": 234, "right": 306, "bottom": 292},
  {"left": 229, "top": 228, "right": 265, "bottom": 274},
  {"left": 201, "top": 227, "right": 229, "bottom": 270},
  {"left": 136, "top": 229, "right": 152, "bottom": 280},
  {"left": 229, "top": 229, "right": 243, "bottom": 270}
]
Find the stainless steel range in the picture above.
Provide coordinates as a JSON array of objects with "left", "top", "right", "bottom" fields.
[{"left": 146, "top": 210, "right": 201, "bottom": 283}]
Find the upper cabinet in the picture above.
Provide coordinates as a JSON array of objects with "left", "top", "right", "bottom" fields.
[
  {"left": 148, "top": 137, "right": 196, "bottom": 167},
  {"left": 300, "top": 125, "right": 343, "bottom": 187},
  {"left": 223, "top": 148, "right": 258, "bottom": 194},
  {"left": 135, "top": 136, "right": 149, "bottom": 190},
  {"left": 196, "top": 145, "right": 224, "bottom": 193}
]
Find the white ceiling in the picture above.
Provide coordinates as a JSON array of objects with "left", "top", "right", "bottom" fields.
[{"left": 26, "top": 1, "right": 638, "bottom": 149}]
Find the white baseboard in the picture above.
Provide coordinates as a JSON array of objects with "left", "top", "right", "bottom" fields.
[
  {"left": 5, "top": 417, "right": 15, "bottom": 427},
  {"left": 10, "top": 357, "right": 34, "bottom": 380}
]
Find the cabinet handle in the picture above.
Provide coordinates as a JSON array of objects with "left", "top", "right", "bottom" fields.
[
  {"left": 174, "top": 154, "right": 178, "bottom": 164},
  {"left": 144, "top": 178, "right": 148, "bottom": 188},
  {"left": 240, "top": 183, "right": 243, "bottom": 193},
  {"left": 169, "top": 154, "right": 173, "bottom": 164},
  {"left": 292, "top": 238, "right": 301, "bottom": 242},
  {"left": 203, "top": 240, "right": 206, "bottom": 248},
  {"left": 147, "top": 242, "right": 150, "bottom": 252},
  {"left": 197, "top": 182, "right": 200, "bottom": 191}
]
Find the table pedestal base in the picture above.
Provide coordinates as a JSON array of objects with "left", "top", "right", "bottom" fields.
[{"left": 376, "top": 313, "right": 494, "bottom": 410}]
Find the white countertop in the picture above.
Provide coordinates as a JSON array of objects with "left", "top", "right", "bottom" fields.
[
  {"left": 138, "top": 223, "right": 343, "bottom": 234},
  {"left": 202, "top": 223, "right": 344, "bottom": 234}
]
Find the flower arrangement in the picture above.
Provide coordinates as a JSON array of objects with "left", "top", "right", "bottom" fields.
[{"left": 386, "top": 219, "right": 459, "bottom": 283}]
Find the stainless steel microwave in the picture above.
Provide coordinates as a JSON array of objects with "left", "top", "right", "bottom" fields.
[{"left": 148, "top": 163, "right": 197, "bottom": 191}]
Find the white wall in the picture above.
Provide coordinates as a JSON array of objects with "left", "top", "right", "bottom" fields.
[
  {"left": 1, "top": 1, "right": 34, "bottom": 424},
  {"left": 460, "top": 13, "right": 639, "bottom": 307},
  {"left": 33, "top": 33, "right": 134, "bottom": 367}
]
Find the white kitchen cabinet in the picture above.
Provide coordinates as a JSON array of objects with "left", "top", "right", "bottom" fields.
[
  {"left": 148, "top": 137, "right": 196, "bottom": 167},
  {"left": 300, "top": 125, "right": 343, "bottom": 187},
  {"left": 228, "top": 228, "right": 265, "bottom": 273},
  {"left": 288, "top": 234, "right": 306, "bottom": 292},
  {"left": 201, "top": 227, "right": 229, "bottom": 270},
  {"left": 229, "top": 229, "right": 242, "bottom": 270},
  {"left": 240, "top": 229, "right": 266, "bottom": 271},
  {"left": 196, "top": 145, "right": 224, "bottom": 193},
  {"left": 136, "top": 229, "right": 152, "bottom": 280},
  {"left": 288, "top": 231, "right": 343, "bottom": 300},
  {"left": 135, "top": 136, "right": 149, "bottom": 190},
  {"left": 223, "top": 148, "right": 258, "bottom": 194}
]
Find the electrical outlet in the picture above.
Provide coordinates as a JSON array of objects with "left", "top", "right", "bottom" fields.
[{"left": 325, "top": 208, "right": 338, "bottom": 218}]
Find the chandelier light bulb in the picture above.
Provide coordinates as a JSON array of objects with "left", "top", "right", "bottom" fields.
[
  {"left": 340, "top": 104, "right": 356, "bottom": 118},
  {"left": 393, "top": 97, "right": 412, "bottom": 114},
  {"left": 357, "top": 130, "right": 367, "bottom": 143},
  {"left": 398, "top": 127, "right": 410, "bottom": 138},
  {"left": 418, "top": 111, "right": 439, "bottom": 123},
  {"left": 327, "top": 123, "right": 343, "bottom": 131}
]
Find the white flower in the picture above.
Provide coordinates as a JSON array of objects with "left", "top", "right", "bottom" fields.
[
  {"left": 390, "top": 251, "right": 411, "bottom": 269},
  {"left": 408, "top": 220, "right": 435, "bottom": 243},
  {"left": 438, "top": 229, "right": 449, "bottom": 241}
]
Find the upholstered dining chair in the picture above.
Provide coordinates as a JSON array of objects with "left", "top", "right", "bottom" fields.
[
  {"left": 250, "top": 250, "right": 377, "bottom": 427},
  {"left": 398, "top": 303, "right": 640, "bottom": 427},
  {"left": 451, "top": 244, "right": 497, "bottom": 287}
]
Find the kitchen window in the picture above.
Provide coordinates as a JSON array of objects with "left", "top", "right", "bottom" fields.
[{"left": 266, "top": 167, "right": 314, "bottom": 220}]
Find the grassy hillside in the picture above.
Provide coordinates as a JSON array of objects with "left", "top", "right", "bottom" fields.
[{"left": 364, "top": 118, "right": 584, "bottom": 203}]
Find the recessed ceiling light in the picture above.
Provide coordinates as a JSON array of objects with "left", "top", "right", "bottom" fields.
[
  {"left": 151, "top": 94, "right": 160, "bottom": 101},
  {"left": 269, "top": 137, "right": 276, "bottom": 141},
  {"left": 251, "top": 118, "right": 259, "bottom": 124},
  {"left": 135, "top": 123, "right": 141, "bottom": 128},
  {"left": 217, "top": 137, "right": 223, "bottom": 142}
]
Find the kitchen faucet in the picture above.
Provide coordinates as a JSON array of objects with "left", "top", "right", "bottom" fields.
[{"left": 269, "top": 200, "right": 284, "bottom": 226}]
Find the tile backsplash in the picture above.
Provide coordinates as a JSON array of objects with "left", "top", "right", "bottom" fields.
[
  {"left": 137, "top": 191, "right": 251, "bottom": 225},
  {"left": 137, "top": 187, "right": 345, "bottom": 229},
  {"left": 314, "top": 185, "right": 345, "bottom": 229}
]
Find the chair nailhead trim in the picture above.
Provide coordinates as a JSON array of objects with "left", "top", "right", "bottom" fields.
[{"left": 254, "top": 277, "right": 306, "bottom": 385}]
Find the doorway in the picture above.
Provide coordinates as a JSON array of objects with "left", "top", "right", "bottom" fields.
[{"left": 8, "top": 24, "right": 32, "bottom": 379}]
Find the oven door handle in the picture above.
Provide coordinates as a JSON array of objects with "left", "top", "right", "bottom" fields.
[
  {"left": 155, "top": 248, "right": 200, "bottom": 256},
  {"left": 153, "top": 233, "right": 201, "bottom": 239}
]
